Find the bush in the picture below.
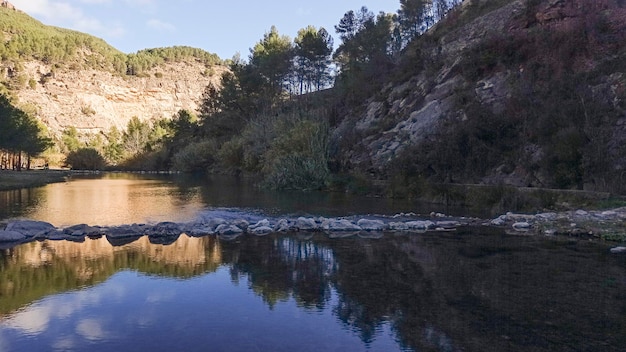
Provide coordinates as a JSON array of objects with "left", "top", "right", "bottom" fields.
[
  {"left": 64, "top": 148, "right": 107, "bottom": 170},
  {"left": 261, "top": 119, "right": 330, "bottom": 190},
  {"left": 262, "top": 154, "right": 329, "bottom": 190},
  {"left": 171, "top": 140, "right": 218, "bottom": 172}
]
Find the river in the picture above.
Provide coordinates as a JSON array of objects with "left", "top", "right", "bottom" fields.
[{"left": 0, "top": 173, "right": 624, "bottom": 351}]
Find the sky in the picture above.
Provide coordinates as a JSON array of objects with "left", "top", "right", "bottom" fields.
[{"left": 10, "top": 0, "right": 401, "bottom": 60}]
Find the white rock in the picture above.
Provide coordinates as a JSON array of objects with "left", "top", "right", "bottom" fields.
[
  {"left": 215, "top": 224, "right": 244, "bottom": 235},
  {"left": 274, "top": 219, "right": 291, "bottom": 232},
  {"left": 250, "top": 226, "right": 273, "bottom": 235},
  {"left": 389, "top": 222, "right": 409, "bottom": 231},
  {"left": 610, "top": 246, "right": 626, "bottom": 254},
  {"left": 405, "top": 220, "right": 435, "bottom": 230},
  {"left": 512, "top": 222, "right": 531, "bottom": 231},
  {"left": 249, "top": 219, "right": 271, "bottom": 230},
  {"left": 356, "top": 219, "right": 387, "bottom": 231},
  {"left": 322, "top": 219, "right": 361, "bottom": 231},
  {"left": 295, "top": 217, "right": 319, "bottom": 231}
]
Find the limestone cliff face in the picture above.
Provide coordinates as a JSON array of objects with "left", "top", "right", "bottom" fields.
[{"left": 8, "top": 61, "right": 225, "bottom": 136}]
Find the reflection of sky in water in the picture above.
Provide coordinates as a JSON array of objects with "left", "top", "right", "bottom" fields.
[{"left": 0, "top": 269, "right": 402, "bottom": 352}]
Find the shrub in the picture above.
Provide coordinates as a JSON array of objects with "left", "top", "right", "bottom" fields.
[
  {"left": 261, "top": 119, "right": 330, "bottom": 190},
  {"left": 80, "top": 105, "right": 96, "bottom": 116},
  {"left": 64, "top": 148, "right": 107, "bottom": 170},
  {"left": 171, "top": 140, "right": 218, "bottom": 172}
]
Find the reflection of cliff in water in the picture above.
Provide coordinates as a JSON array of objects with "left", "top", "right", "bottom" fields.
[{"left": 0, "top": 236, "right": 221, "bottom": 316}]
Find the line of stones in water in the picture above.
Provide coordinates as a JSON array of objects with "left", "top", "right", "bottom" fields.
[
  {"left": 1, "top": 208, "right": 626, "bottom": 252},
  {"left": 0, "top": 215, "right": 465, "bottom": 248}
]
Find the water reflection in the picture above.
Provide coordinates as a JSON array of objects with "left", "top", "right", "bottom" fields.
[
  {"left": 0, "top": 173, "right": 469, "bottom": 227},
  {"left": 1, "top": 231, "right": 624, "bottom": 351}
]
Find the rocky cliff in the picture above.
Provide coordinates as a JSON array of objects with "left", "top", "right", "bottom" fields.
[
  {"left": 333, "top": 0, "right": 626, "bottom": 191},
  {"left": 0, "top": 2, "right": 224, "bottom": 138},
  {"left": 8, "top": 61, "right": 225, "bottom": 136}
]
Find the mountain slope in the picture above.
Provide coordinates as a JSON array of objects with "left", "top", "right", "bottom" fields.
[
  {"left": 0, "top": 3, "right": 225, "bottom": 137},
  {"left": 332, "top": 0, "right": 626, "bottom": 193}
]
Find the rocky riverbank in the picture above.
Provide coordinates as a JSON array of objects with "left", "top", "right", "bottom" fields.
[
  {"left": 1, "top": 207, "right": 625, "bottom": 253},
  {"left": 0, "top": 170, "right": 71, "bottom": 191}
]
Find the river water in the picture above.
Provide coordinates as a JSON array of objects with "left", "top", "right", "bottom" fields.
[{"left": 0, "top": 173, "right": 624, "bottom": 351}]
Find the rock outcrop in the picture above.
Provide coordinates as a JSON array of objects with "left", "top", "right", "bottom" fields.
[
  {"left": 6, "top": 61, "right": 225, "bottom": 137},
  {"left": 332, "top": 0, "right": 626, "bottom": 189}
]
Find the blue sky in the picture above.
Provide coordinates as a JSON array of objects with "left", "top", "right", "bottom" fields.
[{"left": 10, "top": 0, "right": 400, "bottom": 60}]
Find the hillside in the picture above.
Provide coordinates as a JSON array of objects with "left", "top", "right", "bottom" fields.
[
  {"left": 0, "top": 2, "right": 225, "bottom": 137},
  {"left": 331, "top": 0, "right": 626, "bottom": 194}
]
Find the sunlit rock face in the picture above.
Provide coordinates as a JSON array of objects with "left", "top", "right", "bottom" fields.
[{"left": 8, "top": 61, "right": 226, "bottom": 137}]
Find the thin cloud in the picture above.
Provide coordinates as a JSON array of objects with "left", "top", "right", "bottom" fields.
[
  {"left": 10, "top": 0, "right": 125, "bottom": 37},
  {"left": 147, "top": 19, "right": 176, "bottom": 32}
]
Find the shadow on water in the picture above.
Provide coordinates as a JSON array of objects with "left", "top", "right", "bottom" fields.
[{"left": 1, "top": 229, "right": 625, "bottom": 351}]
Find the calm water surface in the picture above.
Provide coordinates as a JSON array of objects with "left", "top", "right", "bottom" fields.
[{"left": 0, "top": 173, "right": 625, "bottom": 351}]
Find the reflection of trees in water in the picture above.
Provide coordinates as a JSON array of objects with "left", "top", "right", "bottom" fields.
[
  {"left": 222, "top": 235, "right": 336, "bottom": 310},
  {"left": 220, "top": 233, "right": 626, "bottom": 352},
  {"left": 0, "top": 187, "right": 46, "bottom": 219}
]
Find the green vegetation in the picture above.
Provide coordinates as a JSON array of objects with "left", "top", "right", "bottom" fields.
[
  {"left": 0, "top": 94, "right": 51, "bottom": 170},
  {"left": 0, "top": 6, "right": 222, "bottom": 76},
  {"left": 64, "top": 148, "right": 106, "bottom": 170},
  {"left": 0, "top": 6, "right": 126, "bottom": 73}
]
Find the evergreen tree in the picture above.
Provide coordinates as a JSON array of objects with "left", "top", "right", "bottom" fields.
[
  {"left": 293, "top": 26, "right": 334, "bottom": 94},
  {"left": 250, "top": 26, "right": 294, "bottom": 108}
]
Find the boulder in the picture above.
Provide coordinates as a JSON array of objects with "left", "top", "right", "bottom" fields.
[
  {"left": 63, "top": 224, "right": 100, "bottom": 237},
  {"left": 322, "top": 219, "right": 361, "bottom": 232},
  {"left": 491, "top": 215, "right": 507, "bottom": 226},
  {"left": 151, "top": 222, "right": 181, "bottom": 237},
  {"left": 274, "top": 219, "right": 292, "bottom": 232},
  {"left": 249, "top": 219, "right": 271, "bottom": 230},
  {"left": 215, "top": 224, "right": 244, "bottom": 236},
  {"left": 356, "top": 219, "right": 387, "bottom": 231},
  {"left": 232, "top": 219, "right": 249, "bottom": 231},
  {"left": 406, "top": 220, "right": 435, "bottom": 231},
  {"left": 186, "top": 226, "right": 216, "bottom": 237},
  {"left": 250, "top": 226, "right": 273, "bottom": 235},
  {"left": 512, "top": 222, "right": 531, "bottom": 231},
  {"left": 295, "top": 217, "right": 319, "bottom": 231},
  {"left": 5, "top": 220, "right": 56, "bottom": 237},
  {"left": 0, "top": 230, "right": 26, "bottom": 242},
  {"left": 435, "top": 221, "right": 460, "bottom": 229},
  {"left": 389, "top": 222, "right": 410, "bottom": 231},
  {"left": 106, "top": 224, "right": 143, "bottom": 238}
]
